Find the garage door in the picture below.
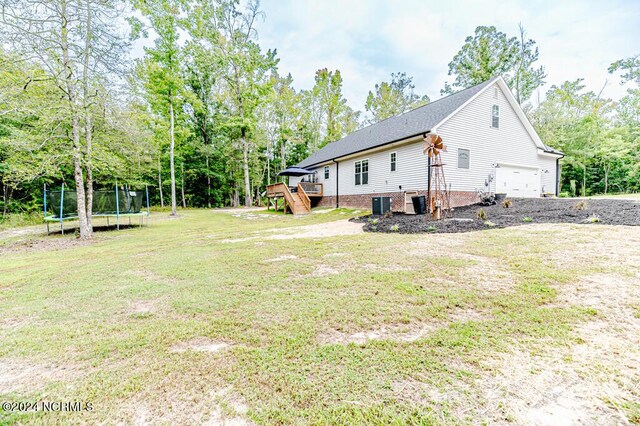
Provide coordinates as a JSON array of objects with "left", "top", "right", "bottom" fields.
[{"left": 495, "top": 164, "right": 540, "bottom": 197}]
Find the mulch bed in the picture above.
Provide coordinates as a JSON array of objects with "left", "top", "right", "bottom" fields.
[{"left": 351, "top": 198, "right": 640, "bottom": 234}]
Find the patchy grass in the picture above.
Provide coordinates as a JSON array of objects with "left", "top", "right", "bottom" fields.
[{"left": 0, "top": 208, "right": 638, "bottom": 424}]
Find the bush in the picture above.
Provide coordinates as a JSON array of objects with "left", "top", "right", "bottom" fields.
[
  {"left": 427, "top": 225, "right": 436, "bottom": 233},
  {"left": 559, "top": 192, "right": 570, "bottom": 198},
  {"left": 484, "top": 220, "right": 496, "bottom": 227},
  {"left": 501, "top": 200, "right": 512, "bottom": 208},
  {"left": 390, "top": 224, "right": 399, "bottom": 232},
  {"left": 476, "top": 208, "right": 488, "bottom": 220},
  {"left": 573, "top": 200, "right": 587, "bottom": 210},
  {"left": 522, "top": 216, "right": 533, "bottom": 223},
  {"left": 586, "top": 215, "right": 600, "bottom": 223}
]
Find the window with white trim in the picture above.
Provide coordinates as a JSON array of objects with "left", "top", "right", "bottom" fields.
[
  {"left": 491, "top": 104, "right": 500, "bottom": 128},
  {"left": 355, "top": 159, "right": 368, "bottom": 185},
  {"left": 324, "top": 165, "right": 329, "bottom": 179},
  {"left": 390, "top": 152, "right": 397, "bottom": 172}
]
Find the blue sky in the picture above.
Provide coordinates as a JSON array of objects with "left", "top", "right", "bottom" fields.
[{"left": 256, "top": 0, "right": 639, "bottom": 109}]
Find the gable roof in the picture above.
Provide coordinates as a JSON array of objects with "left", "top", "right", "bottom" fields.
[{"left": 297, "top": 77, "right": 498, "bottom": 168}]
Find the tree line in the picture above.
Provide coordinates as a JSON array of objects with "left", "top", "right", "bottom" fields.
[{"left": 0, "top": 2, "right": 638, "bottom": 238}]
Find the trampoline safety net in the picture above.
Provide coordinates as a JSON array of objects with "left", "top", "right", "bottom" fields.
[{"left": 47, "top": 190, "right": 145, "bottom": 218}]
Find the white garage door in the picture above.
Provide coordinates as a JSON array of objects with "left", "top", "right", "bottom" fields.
[{"left": 495, "top": 164, "right": 540, "bottom": 197}]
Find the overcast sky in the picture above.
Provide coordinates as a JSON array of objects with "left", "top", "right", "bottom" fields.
[{"left": 255, "top": 0, "right": 639, "bottom": 109}]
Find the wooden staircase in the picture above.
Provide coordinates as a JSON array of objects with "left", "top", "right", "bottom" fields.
[{"left": 267, "top": 182, "right": 319, "bottom": 215}]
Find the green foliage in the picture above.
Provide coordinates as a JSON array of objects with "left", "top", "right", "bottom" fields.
[
  {"left": 476, "top": 208, "right": 488, "bottom": 220},
  {"left": 442, "top": 25, "right": 546, "bottom": 104},
  {"left": 365, "top": 72, "right": 430, "bottom": 124},
  {"left": 522, "top": 216, "right": 533, "bottom": 223}
]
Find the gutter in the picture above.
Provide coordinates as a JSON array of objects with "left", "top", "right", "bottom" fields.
[{"left": 301, "top": 131, "right": 429, "bottom": 169}]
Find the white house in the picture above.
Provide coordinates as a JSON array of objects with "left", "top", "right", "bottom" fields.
[{"left": 279, "top": 76, "right": 563, "bottom": 213}]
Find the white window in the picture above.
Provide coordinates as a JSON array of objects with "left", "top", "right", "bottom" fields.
[
  {"left": 324, "top": 165, "right": 329, "bottom": 179},
  {"left": 355, "top": 159, "right": 368, "bottom": 185},
  {"left": 492, "top": 105, "right": 500, "bottom": 128},
  {"left": 390, "top": 152, "right": 396, "bottom": 172},
  {"left": 458, "top": 149, "right": 470, "bottom": 169}
]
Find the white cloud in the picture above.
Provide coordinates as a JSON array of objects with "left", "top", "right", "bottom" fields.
[{"left": 258, "top": 0, "right": 640, "bottom": 108}]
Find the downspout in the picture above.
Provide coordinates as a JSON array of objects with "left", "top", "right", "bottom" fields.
[{"left": 334, "top": 160, "right": 340, "bottom": 208}]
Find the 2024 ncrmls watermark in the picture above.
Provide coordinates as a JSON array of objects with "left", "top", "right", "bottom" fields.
[{"left": 1, "top": 401, "right": 93, "bottom": 412}]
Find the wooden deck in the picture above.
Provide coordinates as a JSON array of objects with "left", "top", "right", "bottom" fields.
[{"left": 266, "top": 182, "right": 322, "bottom": 215}]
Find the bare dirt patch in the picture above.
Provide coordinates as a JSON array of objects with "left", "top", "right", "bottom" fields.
[
  {"left": 0, "top": 236, "right": 93, "bottom": 255},
  {"left": 356, "top": 198, "right": 640, "bottom": 233},
  {"left": 220, "top": 219, "right": 364, "bottom": 243},
  {"left": 264, "top": 254, "right": 298, "bottom": 262},
  {"left": 170, "top": 337, "right": 231, "bottom": 354},
  {"left": 129, "top": 299, "right": 159, "bottom": 316},
  {"left": 266, "top": 219, "right": 363, "bottom": 240},
  {"left": 0, "top": 359, "right": 85, "bottom": 393}
]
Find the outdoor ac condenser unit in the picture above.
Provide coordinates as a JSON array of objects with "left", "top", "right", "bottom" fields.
[{"left": 372, "top": 197, "right": 392, "bottom": 216}]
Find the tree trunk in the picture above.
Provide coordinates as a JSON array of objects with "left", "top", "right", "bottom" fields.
[
  {"left": 169, "top": 101, "right": 177, "bottom": 216},
  {"left": 2, "top": 183, "right": 8, "bottom": 219},
  {"left": 582, "top": 166, "right": 587, "bottom": 197},
  {"left": 61, "top": 0, "right": 90, "bottom": 239},
  {"left": 242, "top": 132, "right": 252, "bottom": 207},
  {"left": 83, "top": 0, "right": 93, "bottom": 231},
  {"left": 157, "top": 156, "right": 164, "bottom": 208},
  {"left": 604, "top": 163, "right": 609, "bottom": 195}
]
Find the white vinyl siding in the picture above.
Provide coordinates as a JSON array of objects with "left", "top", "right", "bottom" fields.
[
  {"left": 437, "top": 82, "right": 556, "bottom": 195},
  {"left": 333, "top": 82, "right": 557, "bottom": 197}
]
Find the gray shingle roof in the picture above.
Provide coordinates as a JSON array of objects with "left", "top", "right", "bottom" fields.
[{"left": 298, "top": 78, "right": 497, "bottom": 168}]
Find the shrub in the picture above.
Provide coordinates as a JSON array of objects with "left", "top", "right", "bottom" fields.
[
  {"left": 559, "top": 192, "right": 570, "bottom": 198},
  {"left": 368, "top": 218, "right": 379, "bottom": 225},
  {"left": 484, "top": 220, "right": 496, "bottom": 227},
  {"left": 522, "top": 216, "right": 533, "bottom": 223},
  {"left": 383, "top": 210, "right": 393, "bottom": 219},
  {"left": 501, "top": 200, "right": 512, "bottom": 208},
  {"left": 390, "top": 224, "right": 399, "bottom": 232},
  {"left": 586, "top": 215, "right": 600, "bottom": 223},
  {"left": 476, "top": 208, "right": 488, "bottom": 220},
  {"left": 427, "top": 225, "right": 436, "bottom": 233},
  {"left": 573, "top": 200, "right": 587, "bottom": 210}
]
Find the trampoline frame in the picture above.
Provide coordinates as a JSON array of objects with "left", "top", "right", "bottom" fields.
[{"left": 43, "top": 182, "right": 151, "bottom": 235}]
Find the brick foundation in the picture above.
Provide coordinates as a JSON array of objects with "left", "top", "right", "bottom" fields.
[{"left": 318, "top": 190, "right": 479, "bottom": 211}]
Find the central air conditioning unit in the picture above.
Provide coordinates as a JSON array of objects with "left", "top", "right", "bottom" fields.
[{"left": 372, "top": 196, "right": 392, "bottom": 216}]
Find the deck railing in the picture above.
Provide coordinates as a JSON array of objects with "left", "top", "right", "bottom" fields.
[
  {"left": 267, "top": 182, "right": 296, "bottom": 212},
  {"left": 297, "top": 183, "right": 311, "bottom": 212},
  {"left": 299, "top": 182, "right": 323, "bottom": 196}
]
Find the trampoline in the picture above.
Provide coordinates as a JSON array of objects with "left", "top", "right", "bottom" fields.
[{"left": 44, "top": 183, "right": 150, "bottom": 234}]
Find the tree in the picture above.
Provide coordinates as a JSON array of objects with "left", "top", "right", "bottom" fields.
[
  {"left": 442, "top": 25, "right": 546, "bottom": 105},
  {"left": 365, "top": 72, "right": 429, "bottom": 123},
  {"left": 132, "top": 0, "right": 184, "bottom": 216},
  {"left": 197, "top": 0, "right": 278, "bottom": 207},
  {"left": 512, "top": 24, "right": 546, "bottom": 105},
  {"left": 312, "top": 68, "right": 359, "bottom": 147},
  {"left": 531, "top": 79, "right": 613, "bottom": 196},
  {"left": 1, "top": 0, "right": 129, "bottom": 238}
]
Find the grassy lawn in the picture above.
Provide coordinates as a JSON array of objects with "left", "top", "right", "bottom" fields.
[{"left": 1, "top": 208, "right": 639, "bottom": 424}]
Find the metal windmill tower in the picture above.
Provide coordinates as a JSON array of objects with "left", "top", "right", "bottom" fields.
[{"left": 422, "top": 134, "right": 451, "bottom": 221}]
